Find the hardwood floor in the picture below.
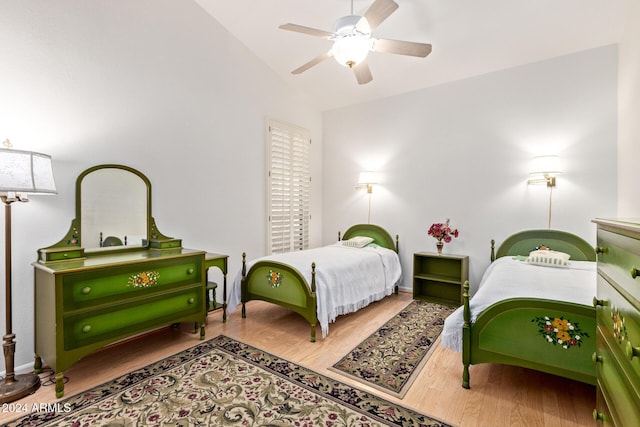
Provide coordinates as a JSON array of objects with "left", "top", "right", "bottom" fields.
[{"left": 0, "top": 292, "right": 595, "bottom": 426}]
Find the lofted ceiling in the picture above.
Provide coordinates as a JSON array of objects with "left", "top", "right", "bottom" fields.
[{"left": 194, "top": 0, "right": 627, "bottom": 111}]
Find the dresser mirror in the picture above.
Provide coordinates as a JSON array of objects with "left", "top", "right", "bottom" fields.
[
  {"left": 78, "top": 164, "right": 150, "bottom": 250},
  {"left": 37, "top": 164, "right": 181, "bottom": 263}
]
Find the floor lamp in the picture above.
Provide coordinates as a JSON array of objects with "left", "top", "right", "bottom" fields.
[{"left": 0, "top": 140, "right": 57, "bottom": 403}]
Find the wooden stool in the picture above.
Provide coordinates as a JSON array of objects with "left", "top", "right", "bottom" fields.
[{"left": 205, "top": 281, "right": 218, "bottom": 312}]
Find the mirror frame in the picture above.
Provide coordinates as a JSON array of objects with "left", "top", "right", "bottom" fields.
[
  {"left": 37, "top": 164, "right": 181, "bottom": 263},
  {"left": 76, "top": 164, "right": 151, "bottom": 251}
]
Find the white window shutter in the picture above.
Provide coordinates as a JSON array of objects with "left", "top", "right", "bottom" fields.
[{"left": 267, "top": 119, "right": 311, "bottom": 254}]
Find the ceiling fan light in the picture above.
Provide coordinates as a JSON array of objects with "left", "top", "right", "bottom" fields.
[{"left": 332, "top": 35, "right": 371, "bottom": 68}]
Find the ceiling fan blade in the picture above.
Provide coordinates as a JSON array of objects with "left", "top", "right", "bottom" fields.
[
  {"left": 353, "top": 61, "right": 373, "bottom": 85},
  {"left": 356, "top": 0, "right": 399, "bottom": 33},
  {"left": 373, "top": 38, "right": 432, "bottom": 57},
  {"left": 279, "top": 23, "right": 335, "bottom": 39},
  {"left": 291, "top": 51, "right": 333, "bottom": 74}
]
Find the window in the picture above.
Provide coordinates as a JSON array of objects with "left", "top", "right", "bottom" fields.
[{"left": 267, "top": 119, "right": 311, "bottom": 254}]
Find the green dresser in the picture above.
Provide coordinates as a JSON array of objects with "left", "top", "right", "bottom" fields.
[
  {"left": 592, "top": 218, "right": 640, "bottom": 426},
  {"left": 33, "top": 248, "right": 220, "bottom": 398}
]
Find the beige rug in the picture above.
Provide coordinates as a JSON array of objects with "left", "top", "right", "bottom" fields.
[{"left": 330, "top": 300, "right": 455, "bottom": 398}]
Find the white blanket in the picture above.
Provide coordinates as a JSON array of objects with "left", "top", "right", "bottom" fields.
[
  {"left": 441, "top": 256, "right": 597, "bottom": 352},
  {"left": 227, "top": 243, "right": 402, "bottom": 338}
]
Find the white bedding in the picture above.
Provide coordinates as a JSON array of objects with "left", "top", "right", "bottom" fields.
[
  {"left": 441, "top": 256, "right": 597, "bottom": 352},
  {"left": 227, "top": 243, "right": 402, "bottom": 338}
]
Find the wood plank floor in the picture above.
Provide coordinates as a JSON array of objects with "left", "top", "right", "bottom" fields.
[{"left": 0, "top": 292, "right": 595, "bottom": 426}]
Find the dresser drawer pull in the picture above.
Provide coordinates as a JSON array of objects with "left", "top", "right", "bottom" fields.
[
  {"left": 632, "top": 266, "right": 639, "bottom": 279},
  {"left": 592, "top": 297, "right": 608, "bottom": 307},
  {"left": 186, "top": 268, "right": 194, "bottom": 275},
  {"left": 592, "top": 352, "right": 603, "bottom": 364},
  {"left": 81, "top": 286, "right": 92, "bottom": 295},
  {"left": 187, "top": 298, "right": 195, "bottom": 304},
  {"left": 625, "top": 341, "right": 640, "bottom": 360},
  {"left": 82, "top": 325, "right": 92, "bottom": 333},
  {"left": 592, "top": 409, "right": 605, "bottom": 421},
  {"left": 594, "top": 246, "right": 609, "bottom": 254}
]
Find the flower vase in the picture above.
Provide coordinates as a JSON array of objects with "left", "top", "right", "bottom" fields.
[{"left": 436, "top": 241, "right": 444, "bottom": 255}]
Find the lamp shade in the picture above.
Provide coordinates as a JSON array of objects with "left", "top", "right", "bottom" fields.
[
  {"left": 358, "top": 171, "right": 379, "bottom": 185},
  {"left": 529, "top": 155, "right": 563, "bottom": 177},
  {"left": 0, "top": 148, "right": 57, "bottom": 195}
]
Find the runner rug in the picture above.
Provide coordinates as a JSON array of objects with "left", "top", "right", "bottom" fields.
[
  {"left": 330, "top": 300, "right": 456, "bottom": 398},
  {"left": 7, "top": 335, "right": 450, "bottom": 426}
]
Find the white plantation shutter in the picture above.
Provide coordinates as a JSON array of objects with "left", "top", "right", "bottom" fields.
[{"left": 267, "top": 119, "right": 311, "bottom": 254}]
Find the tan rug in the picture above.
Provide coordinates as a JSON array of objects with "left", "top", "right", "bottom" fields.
[{"left": 330, "top": 300, "right": 455, "bottom": 398}]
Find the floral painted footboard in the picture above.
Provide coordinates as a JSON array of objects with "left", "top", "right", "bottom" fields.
[{"left": 462, "top": 295, "right": 596, "bottom": 388}]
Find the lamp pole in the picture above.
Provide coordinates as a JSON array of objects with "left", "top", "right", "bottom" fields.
[{"left": 0, "top": 195, "right": 41, "bottom": 403}]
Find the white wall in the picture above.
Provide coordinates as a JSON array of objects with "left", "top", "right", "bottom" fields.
[
  {"left": 0, "top": 0, "right": 323, "bottom": 370},
  {"left": 323, "top": 46, "right": 618, "bottom": 292},
  {"left": 618, "top": 0, "right": 640, "bottom": 216}
]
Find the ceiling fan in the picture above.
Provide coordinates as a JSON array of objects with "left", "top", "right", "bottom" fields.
[{"left": 279, "top": 0, "right": 432, "bottom": 85}]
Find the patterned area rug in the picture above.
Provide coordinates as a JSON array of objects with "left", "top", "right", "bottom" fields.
[
  {"left": 331, "top": 300, "right": 456, "bottom": 398},
  {"left": 7, "top": 335, "right": 450, "bottom": 426}
]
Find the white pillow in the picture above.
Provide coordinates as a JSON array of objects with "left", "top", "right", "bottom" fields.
[
  {"left": 342, "top": 236, "right": 374, "bottom": 248},
  {"left": 526, "top": 249, "right": 570, "bottom": 268}
]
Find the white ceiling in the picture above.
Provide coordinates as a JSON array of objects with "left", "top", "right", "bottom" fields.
[{"left": 194, "top": 0, "right": 627, "bottom": 111}]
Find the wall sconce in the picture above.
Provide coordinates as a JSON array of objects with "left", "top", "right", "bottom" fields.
[
  {"left": 356, "top": 171, "right": 378, "bottom": 223},
  {"left": 527, "top": 155, "right": 563, "bottom": 229},
  {"left": 0, "top": 139, "right": 57, "bottom": 403},
  {"left": 357, "top": 171, "right": 378, "bottom": 193},
  {"left": 527, "top": 155, "right": 562, "bottom": 187}
]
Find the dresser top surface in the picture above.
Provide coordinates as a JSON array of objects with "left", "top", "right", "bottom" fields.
[
  {"left": 593, "top": 218, "right": 640, "bottom": 232},
  {"left": 33, "top": 247, "right": 206, "bottom": 273}
]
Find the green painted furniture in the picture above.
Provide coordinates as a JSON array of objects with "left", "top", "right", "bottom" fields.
[
  {"left": 240, "top": 224, "right": 399, "bottom": 342},
  {"left": 413, "top": 252, "right": 468, "bottom": 307},
  {"left": 462, "top": 229, "right": 597, "bottom": 389},
  {"left": 592, "top": 218, "right": 640, "bottom": 426},
  {"left": 32, "top": 165, "right": 228, "bottom": 398}
]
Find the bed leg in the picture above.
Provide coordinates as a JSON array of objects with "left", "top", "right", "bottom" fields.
[
  {"left": 242, "top": 303, "right": 246, "bottom": 318},
  {"left": 463, "top": 364, "right": 470, "bottom": 389}
]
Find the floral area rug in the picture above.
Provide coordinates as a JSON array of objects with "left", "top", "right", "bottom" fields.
[
  {"left": 331, "top": 300, "right": 456, "bottom": 398},
  {"left": 8, "top": 335, "right": 450, "bottom": 426}
]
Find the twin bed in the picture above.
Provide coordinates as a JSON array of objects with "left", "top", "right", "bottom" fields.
[
  {"left": 441, "top": 229, "right": 597, "bottom": 388},
  {"left": 226, "top": 224, "right": 402, "bottom": 341}
]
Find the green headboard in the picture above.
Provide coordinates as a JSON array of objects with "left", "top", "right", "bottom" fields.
[
  {"left": 494, "top": 229, "right": 596, "bottom": 262},
  {"left": 341, "top": 224, "right": 398, "bottom": 252}
]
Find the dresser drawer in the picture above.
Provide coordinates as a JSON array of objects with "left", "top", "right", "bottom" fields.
[
  {"left": 597, "top": 229, "right": 640, "bottom": 304},
  {"left": 596, "top": 328, "right": 640, "bottom": 426},
  {"left": 63, "top": 255, "right": 203, "bottom": 311},
  {"left": 597, "top": 275, "right": 640, "bottom": 395},
  {"left": 63, "top": 285, "right": 203, "bottom": 350},
  {"left": 594, "top": 386, "right": 614, "bottom": 426}
]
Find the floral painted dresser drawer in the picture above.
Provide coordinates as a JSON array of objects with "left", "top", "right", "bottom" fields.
[
  {"left": 62, "top": 254, "right": 203, "bottom": 310},
  {"left": 593, "top": 218, "right": 640, "bottom": 426}
]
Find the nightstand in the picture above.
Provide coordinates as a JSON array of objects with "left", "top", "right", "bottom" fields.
[{"left": 413, "top": 252, "right": 469, "bottom": 307}]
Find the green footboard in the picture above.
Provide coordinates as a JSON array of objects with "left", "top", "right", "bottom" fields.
[
  {"left": 241, "top": 256, "right": 318, "bottom": 342},
  {"left": 462, "top": 287, "right": 596, "bottom": 388}
]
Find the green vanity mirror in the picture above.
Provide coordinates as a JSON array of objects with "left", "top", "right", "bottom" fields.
[
  {"left": 37, "top": 164, "right": 181, "bottom": 263},
  {"left": 79, "top": 164, "right": 149, "bottom": 249}
]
